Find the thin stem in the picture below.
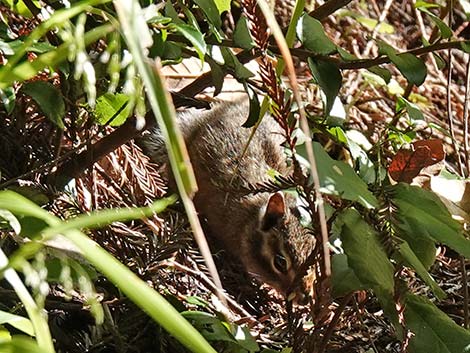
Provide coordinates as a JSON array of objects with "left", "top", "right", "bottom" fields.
[
  {"left": 460, "top": 256, "right": 469, "bottom": 329},
  {"left": 445, "top": 0, "right": 465, "bottom": 176},
  {"left": 463, "top": 54, "right": 470, "bottom": 176}
]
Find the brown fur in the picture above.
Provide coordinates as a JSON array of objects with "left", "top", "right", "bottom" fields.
[{"left": 143, "top": 98, "right": 315, "bottom": 298}]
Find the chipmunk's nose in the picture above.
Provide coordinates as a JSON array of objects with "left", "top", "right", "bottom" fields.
[{"left": 287, "top": 290, "right": 310, "bottom": 306}]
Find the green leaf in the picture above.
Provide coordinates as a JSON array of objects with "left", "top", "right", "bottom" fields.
[
  {"left": 432, "top": 52, "right": 446, "bottom": 69},
  {"left": 378, "top": 41, "right": 427, "bottom": 86},
  {"left": 206, "top": 56, "right": 224, "bottom": 95},
  {"left": 0, "top": 210, "right": 21, "bottom": 234},
  {"left": 0, "top": 311, "right": 34, "bottom": 337},
  {"left": 0, "top": 23, "right": 114, "bottom": 89},
  {"left": 414, "top": 1, "right": 441, "bottom": 9},
  {"left": 170, "top": 23, "right": 207, "bottom": 62},
  {"left": 242, "top": 83, "right": 260, "bottom": 128},
  {"left": 395, "top": 242, "right": 446, "bottom": 299},
  {"left": 419, "top": 8, "right": 452, "bottom": 39},
  {"left": 296, "top": 13, "right": 337, "bottom": 55},
  {"left": 164, "top": 0, "right": 185, "bottom": 25},
  {"left": 391, "top": 184, "right": 470, "bottom": 258},
  {"left": 233, "top": 325, "right": 259, "bottom": 352},
  {"left": 212, "top": 0, "right": 230, "bottom": 14},
  {"left": 193, "top": 0, "right": 222, "bottom": 28},
  {"left": 367, "top": 66, "right": 391, "bottom": 84},
  {"left": 337, "top": 47, "right": 358, "bottom": 61},
  {"left": 221, "top": 48, "right": 254, "bottom": 80},
  {"left": 397, "top": 96, "right": 424, "bottom": 122},
  {"left": 0, "top": 190, "right": 215, "bottom": 353},
  {"left": 344, "top": 130, "right": 376, "bottom": 184},
  {"left": 461, "top": 41, "right": 470, "bottom": 53},
  {"left": 94, "top": 93, "right": 132, "bottom": 127},
  {"left": 2, "top": 0, "right": 34, "bottom": 17},
  {"left": 233, "top": 16, "right": 255, "bottom": 50},
  {"left": 331, "top": 253, "right": 366, "bottom": 297},
  {"left": 21, "top": 81, "right": 65, "bottom": 129},
  {"left": 404, "top": 293, "right": 470, "bottom": 353},
  {"left": 182, "top": 311, "right": 235, "bottom": 343},
  {"left": 0, "top": 325, "right": 11, "bottom": 343},
  {"left": 336, "top": 209, "right": 395, "bottom": 294},
  {"left": 0, "top": 87, "right": 16, "bottom": 114},
  {"left": 45, "top": 257, "right": 98, "bottom": 283},
  {"left": 152, "top": 35, "right": 182, "bottom": 62},
  {"left": 313, "top": 142, "right": 378, "bottom": 208},
  {"left": 0, "top": 336, "right": 48, "bottom": 353},
  {"left": 186, "top": 296, "right": 209, "bottom": 307},
  {"left": 356, "top": 16, "right": 394, "bottom": 34},
  {"left": 307, "top": 58, "right": 342, "bottom": 116}
]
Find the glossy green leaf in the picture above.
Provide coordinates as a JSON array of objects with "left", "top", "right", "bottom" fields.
[
  {"left": 170, "top": 23, "right": 207, "bottom": 61},
  {"left": 94, "top": 93, "right": 132, "bottom": 126},
  {"left": 367, "top": 66, "right": 391, "bottom": 83},
  {"left": 182, "top": 312, "right": 235, "bottom": 343},
  {"left": 313, "top": 142, "right": 378, "bottom": 208},
  {"left": 391, "top": 184, "right": 470, "bottom": 258},
  {"left": 221, "top": 48, "right": 254, "bottom": 80},
  {"left": 242, "top": 83, "right": 260, "bottom": 128},
  {"left": 164, "top": 0, "right": 185, "bottom": 24},
  {"left": 308, "top": 58, "right": 342, "bottom": 116},
  {"left": 193, "top": 0, "right": 221, "bottom": 28},
  {"left": 337, "top": 209, "right": 395, "bottom": 293},
  {"left": 152, "top": 34, "right": 182, "bottom": 62},
  {"left": 397, "top": 96, "right": 424, "bottom": 122},
  {"left": 419, "top": 8, "right": 452, "bottom": 39},
  {"left": 404, "top": 293, "right": 470, "bottom": 353},
  {"left": 379, "top": 41, "right": 427, "bottom": 86},
  {"left": 233, "top": 16, "right": 255, "bottom": 50},
  {"left": 0, "top": 312, "right": 34, "bottom": 337},
  {"left": 296, "top": 13, "right": 337, "bottom": 55},
  {"left": 22, "top": 81, "right": 65, "bottom": 129},
  {"left": 331, "top": 253, "right": 366, "bottom": 297},
  {"left": 213, "top": 0, "right": 230, "bottom": 14}
]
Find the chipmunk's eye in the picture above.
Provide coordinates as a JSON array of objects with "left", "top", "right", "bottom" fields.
[{"left": 274, "top": 254, "right": 288, "bottom": 274}]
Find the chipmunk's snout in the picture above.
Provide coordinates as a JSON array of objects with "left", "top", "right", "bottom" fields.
[{"left": 287, "top": 290, "right": 309, "bottom": 306}]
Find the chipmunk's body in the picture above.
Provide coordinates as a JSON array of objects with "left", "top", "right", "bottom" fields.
[{"left": 143, "top": 98, "right": 315, "bottom": 299}]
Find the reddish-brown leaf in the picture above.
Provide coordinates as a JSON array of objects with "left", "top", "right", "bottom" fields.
[{"left": 388, "top": 139, "right": 445, "bottom": 183}]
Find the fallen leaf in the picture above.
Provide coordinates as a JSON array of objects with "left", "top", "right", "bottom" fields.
[{"left": 389, "top": 139, "right": 444, "bottom": 183}]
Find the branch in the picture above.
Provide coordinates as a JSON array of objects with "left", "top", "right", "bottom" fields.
[{"left": 309, "top": 0, "right": 353, "bottom": 20}]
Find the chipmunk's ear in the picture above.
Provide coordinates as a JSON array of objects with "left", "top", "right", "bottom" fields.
[{"left": 261, "top": 192, "right": 285, "bottom": 231}]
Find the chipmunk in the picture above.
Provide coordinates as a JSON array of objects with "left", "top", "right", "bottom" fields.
[{"left": 142, "top": 97, "right": 315, "bottom": 301}]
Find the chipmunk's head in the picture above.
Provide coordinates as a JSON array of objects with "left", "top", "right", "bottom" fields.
[{"left": 241, "top": 192, "right": 315, "bottom": 303}]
